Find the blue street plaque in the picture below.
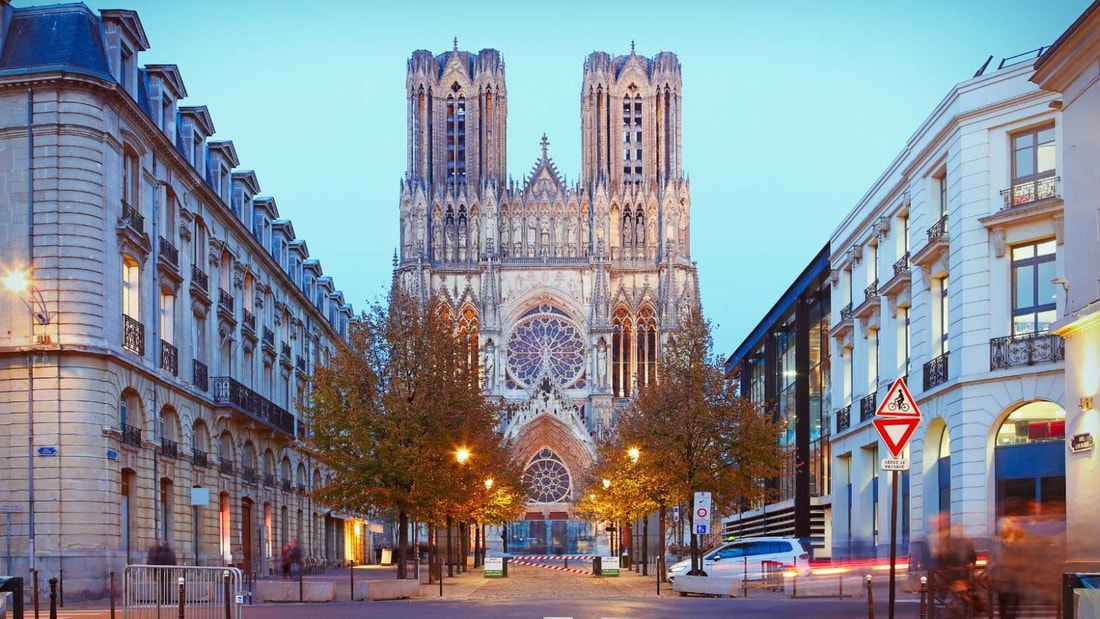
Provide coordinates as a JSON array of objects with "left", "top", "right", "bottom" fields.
[
  {"left": 695, "top": 524, "right": 708, "bottom": 535},
  {"left": 36, "top": 446, "right": 57, "bottom": 457},
  {"left": 107, "top": 449, "right": 118, "bottom": 460}
]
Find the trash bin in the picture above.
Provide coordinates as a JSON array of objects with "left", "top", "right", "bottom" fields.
[{"left": 593, "top": 555, "right": 602, "bottom": 576}]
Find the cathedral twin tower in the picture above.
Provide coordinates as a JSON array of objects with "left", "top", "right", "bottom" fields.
[{"left": 395, "top": 43, "right": 698, "bottom": 516}]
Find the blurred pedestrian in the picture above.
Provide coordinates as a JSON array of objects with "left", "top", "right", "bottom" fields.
[
  {"left": 281, "top": 541, "right": 291, "bottom": 579},
  {"left": 288, "top": 539, "right": 303, "bottom": 579},
  {"left": 990, "top": 515, "right": 1025, "bottom": 619}
]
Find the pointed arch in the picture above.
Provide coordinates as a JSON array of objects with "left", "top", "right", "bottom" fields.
[
  {"left": 457, "top": 303, "right": 480, "bottom": 371},
  {"left": 612, "top": 305, "right": 634, "bottom": 397},
  {"left": 637, "top": 305, "right": 658, "bottom": 388}
]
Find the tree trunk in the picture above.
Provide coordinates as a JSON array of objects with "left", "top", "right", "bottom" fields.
[
  {"left": 397, "top": 510, "right": 409, "bottom": 580},
  {"left": 642, "top": 513, "right": 649, "bottom": 576},
  {"left": 446, "top": 515, "right": 454, "bottom": 577},
  {"left": 658, "top": 502, "right": 667, "bottom": 582}
]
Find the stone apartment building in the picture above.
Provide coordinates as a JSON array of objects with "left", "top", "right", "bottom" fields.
[{"left": 0, "top": 2, "right": 359, "bottom": 598}]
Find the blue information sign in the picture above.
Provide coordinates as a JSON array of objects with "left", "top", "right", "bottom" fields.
[{"left": 36, "top": 447, "right": 57, "bottom": 457}]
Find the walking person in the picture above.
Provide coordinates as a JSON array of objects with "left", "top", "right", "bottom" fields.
[
  {"left": 990, "top": 516, "right": 1026, "bottom": 618},
  {"left": 288, "top": 539, "right": 303, "bottom": 580},
  {"left": 280, "top": 541, "right": 291, "bottom": 579}
]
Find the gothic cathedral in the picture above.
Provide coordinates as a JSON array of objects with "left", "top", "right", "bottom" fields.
[{"left": 395, "top": 43, "right": 699, "bottom": 537}]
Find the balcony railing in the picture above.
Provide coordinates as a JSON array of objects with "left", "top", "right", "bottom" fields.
[
  {"left": 123, "top": 314, "right": 144, "bottom": 355},
  {"left": 211, "top": 376, "right": 295, "bottom": 437},
  {"left": 296, "top": 483, "right": 307, "bottom": 494},
  {"left": 242, "top": 309, "right": 256, "bottom": 332},
  {"left": 218, "top": 288, "right": 235, "bottom": 313},
  {"left": 864, "top": 280, "right": 880, "bottom": 303},
  {"left": 159, "top": 236, "right": 179, "bottom": 268},
  {"left": 296, "top": 355, "right": 306, "bottom": 373},
  {"left": 860, "top": 391, "right": 878, "bottom": 422},
  {"left": 924, "top": 353, "right": 949, "bottom": 390},
  {"left": 160, "top": 340, "right": 178, "bottom": 376},
  {"left": 192, "top": 449, "right": 208, "bottom": 468},
  {"left": 1001, "top": 175, "right": 1059, "bottom": 208},
  {"left": 119, "top": 199, "right": 144, "bottom": 233},
  {"left": 839, "top": 302, "right": 854, "bottom": 321},
  {"left": 927, "top": 215, "right": 948, "bottom": 243},
  {"left": 219, "top": 459, "right": 234, "bottom": 476},
  {"left": 893, "top": 252, "right": 910, "bottom": 276},
  {"left": 160, "top": 437, "right": 178, "bottom": 459},
  {"left": 264, "top": 472, "right": 275, "bottom": 487},
  {"left": 262, "top": 328, "right": 275, "bottom": 348},
  {"left": 281, "top": 479, "right": 292, "bottom": 492},
  {"left": 990, "top": 332, "right": 1065, "bottom": 370},
  {"left": 192, "top": 359, "right": 209, "bottom": 393},
  {"left": 281, "top": 342, "right": 291, "bottom": 358},
  {"left": 837, "top": 404, "right": 851, "bottom": 432},
  {"left": 191, "top": 264, "right": 209, "bottom": 292},
  {"left": 241, "top": 466, "right": 258, "bottom": 484},
  {"left": 121, "top": 424, "right": 142, "bottom": 447}
]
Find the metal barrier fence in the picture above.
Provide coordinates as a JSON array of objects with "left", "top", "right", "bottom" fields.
[{"left": 123, "top": 565, "right": 244, "bottom": 619}]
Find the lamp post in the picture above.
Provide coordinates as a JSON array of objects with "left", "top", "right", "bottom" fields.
[{"left": 3, "top": 270, "right": 51, "bottom": 582}]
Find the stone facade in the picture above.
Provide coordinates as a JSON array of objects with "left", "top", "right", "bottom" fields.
[
  {"left": 395, "top": 44, "right": 699, "bottom": 516},
  {"left": 0, "top": 3, "right": 360, "bottom": 599}
]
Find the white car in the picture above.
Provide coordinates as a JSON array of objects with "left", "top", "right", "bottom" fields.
[{"left": 666, "top": 537, "right": 811, "bottom": 583}]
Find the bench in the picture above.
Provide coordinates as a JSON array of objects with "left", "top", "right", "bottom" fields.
[{"left": 353, "top": 579, "right": 420, "bottom": 600}]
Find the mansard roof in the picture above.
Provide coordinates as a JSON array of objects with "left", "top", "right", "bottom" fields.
[
  {"left": 232, "top": 170, "right": 261, "bottom": 197},
  {"left": 99, "top": 9, "right": 149, "bottom": 51},
  {"left": 180, "top": 105, "right": 216, "bottom": 137},
  {"left": 146, "top": 64, "right": 188, "bottom": 99},
  {"left": 208, "top": 140, "right": 240, "bottom": 168},
  {"left": 0, "top": 4, "right": 112, "bottom": 81}
]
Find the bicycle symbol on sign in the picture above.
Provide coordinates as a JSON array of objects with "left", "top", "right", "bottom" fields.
[{"left": 886, "top": 391, "right": 910, "bottom": 413}]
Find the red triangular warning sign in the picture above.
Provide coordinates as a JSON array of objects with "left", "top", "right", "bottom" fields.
[
  {"left": 873, "top": 416, "right": 920, "bottom": 458},
  {"left": 876, "top": 377, "right": 921, "bottom": 418}
]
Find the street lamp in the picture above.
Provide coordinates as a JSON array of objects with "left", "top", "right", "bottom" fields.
[
  {"left": 627, "top": 447, "right": 640, "bottom": 465},
  {"left": 3, "top": 268, "right": 50, "bottom": 580},
  {"left": 456, "top": 447, "right": 470, "bottom": 465}
]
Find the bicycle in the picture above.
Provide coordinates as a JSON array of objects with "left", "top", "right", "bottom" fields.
[{"left": 886, "top": 392, "right": 911, "bottom": 413}]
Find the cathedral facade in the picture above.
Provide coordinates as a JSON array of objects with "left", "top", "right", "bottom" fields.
[{"left": 394, "top": 43, "right": 699, "bottom": 534}]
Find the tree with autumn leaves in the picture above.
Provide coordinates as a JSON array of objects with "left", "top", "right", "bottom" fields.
[
  {"left": 307, "top": 283, "right": 523, "bottom": 579},
  {"left": 583, "top": 306, "right": 784, "bottom": 577}
]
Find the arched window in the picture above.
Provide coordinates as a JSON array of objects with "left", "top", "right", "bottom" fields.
[
  {"left": 637, "top": 307, "right": 658, "bottom": 388},
  {"left": 612, "top": 308, "right": 633, "bottom": 397},
  {"left": 457, "top": 306, "right": 479, "bottom": 372},
  {"left": 995, "top": 401, "right": 1066, "bottom": 518},
  {"left": 937, "top": 430, "right": 951, "bottom": 526}
]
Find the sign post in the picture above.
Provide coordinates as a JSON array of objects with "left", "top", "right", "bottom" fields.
[
  {"left": 872, "top": 377, "right": 921, "bottom": 619},
  {"left": 692, "top": 492, "right": 711, "bottom": 575}
]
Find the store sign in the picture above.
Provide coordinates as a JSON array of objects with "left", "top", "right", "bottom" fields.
[{"left": 1071, "top": 433, "right": 1094, "bottom": 453}]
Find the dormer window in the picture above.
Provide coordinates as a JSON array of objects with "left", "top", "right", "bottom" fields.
[
  {"left": 120, "top": 46, "right": 133, "bottom": 90},
  {"left": 161, "top": 98, "right": 172, "bottom": 133}
]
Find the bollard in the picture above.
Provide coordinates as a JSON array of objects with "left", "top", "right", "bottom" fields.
[
  {"left": 48, "top": 577, "right": 56, "bottom": 619},
  {"left": 919, "top": 575, "right": 927, "bottom": 619},
  {"left": 32, "top": 568, "right": 39, "bottom": 619},
  {"left": 109, "top": 571, "right": 116, "bottom": 619},
  {"left": 223, "top": 571, "right": 231, "bottom": 619},
  {"left": 838, "top": 572, "right": 843, "bottom": 600},
  {"left": 349, "top": 561, "right": 355, "bottom": 601},
  {"left": 177, "top": 577, "right": 185, "bottom": 619},
  {"left": 59, "top": 569, "right": 63, "bottom": 608},
  {"left": 865, "top": 574, "right": 874, "bottom": 619}
]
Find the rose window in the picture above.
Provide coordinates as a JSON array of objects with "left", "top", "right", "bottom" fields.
[
  {"left": 506, "top": 305, "right": 585, "bottom": 389},
  {"left": 523, "top": 448, "right": 572, "bottom": 503}
]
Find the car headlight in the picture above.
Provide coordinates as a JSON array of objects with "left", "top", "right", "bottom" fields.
[{"left": 669, "top": 564, "right": 688, "bottom": 573}]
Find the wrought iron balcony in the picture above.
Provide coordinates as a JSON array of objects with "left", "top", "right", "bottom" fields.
[
  {"left": 860, "top": 392, "right": 878, "bottom": 422},
  {"left": 1001, "top": 175, "right": 1059, "bottom": 209},
  {"left": 837, "top": 404, "right": 851, "bottom": 432},
  {"left": 281, "top": 342, "right": 291, "bottom": 358},
  {"left": 123, "top": 314, "right": 144, "bottom": 355},
  {"left": 192, "top": 359, "right": 209, "bottom": 393},
  {"left": 160, "top": 437, "right": 178, "bottom": 459},
  {"left": 927, "top": 215, "right": 948, "bottom": 243},
  {"left": 864, "top": 280, "right": 880, "bottom": 303},
  {"left": 296, "top": 355, "right": 306, "bottom": 373},
  {"left": 218, "top": 288, "right": 235, "bottom": 313},
  {"left": 990, "top": 332, "right": 1065, "bottom": 370},
  {"left": 241, "top": 466, "right": 257, "bottom": 484},
  {"left": 839, "top": 302, "right": 854, "bottom": 321},
  {"left": 211, "top": 376, "right": 295, "bottom": 437},
  {"left": 192, "top": 449, "right": 208, "bottom": 468},
  {"left": 160, "top": 340, "right": 178, "bottom": 376},
  {"left": 191, "top": 264, "right": 209, "bottom": 292},
  {"left": 262, "top": 327, "right": 275, "bottom": 348},
  {"left": 121, "top": 424, "right": 142, "bottom": 447},
  {"left": 119, "top": 199, "right": 144, "bottom": 233},
  {"left": 264, "top": 472, "right": 275, "bottom": 487},
  {"left": 158, "top": 236, "right": 179, "bottom": 268},
  {"left": 281, "top": 479, "right": 292, "bottom": 492},
  {"left": 242, "top": 309, "right": 256, "bottom": 333},
  {"left": 893, "top": 253, "right": 910, "bottom": 276},
  {"left": 296, "top": 483, "right": 307, "bottom": 494},
  {"left": 219, "top": 459, "right": 234, "bottom": 475},
  {"left": 924, "top": 353, "right": 949, "bottom": 390}
]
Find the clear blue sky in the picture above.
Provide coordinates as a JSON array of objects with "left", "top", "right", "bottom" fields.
[{"left": 48, "top": 0, "right": 1093, "bottom": 355}]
